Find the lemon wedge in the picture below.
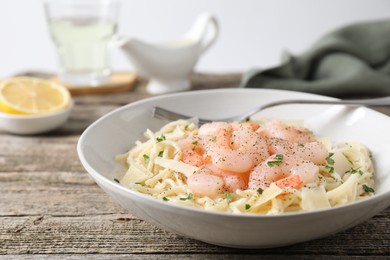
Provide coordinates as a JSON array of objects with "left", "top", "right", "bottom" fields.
[{"left": 0, "top": 77, "right": 71, "bottom": 115}]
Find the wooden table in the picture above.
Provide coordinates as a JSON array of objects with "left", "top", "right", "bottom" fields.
[{"left": 1, "top": 73, "right": 389, "bottom": 259}]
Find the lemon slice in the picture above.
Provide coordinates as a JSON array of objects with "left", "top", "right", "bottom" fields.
[{"left": 0, "top": 77, "right": 71, "bottom": 115}]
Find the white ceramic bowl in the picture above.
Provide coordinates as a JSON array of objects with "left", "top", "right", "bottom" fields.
[
  {"left": 0, "top": 101, "right": 74, "bottom": 135},
  {"left": 77, "top": 89, "right": 390, "bottom": 248}
]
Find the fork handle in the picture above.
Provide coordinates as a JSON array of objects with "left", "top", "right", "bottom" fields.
[
  {"left": 262, "top": 96, "right": 390, "bottom": 108},
  {"left": 240, "top": 96, "right": 390, "bottom": 120}
]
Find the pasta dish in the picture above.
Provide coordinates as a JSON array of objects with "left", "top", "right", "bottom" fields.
[{"left": 116, "top": 119, "right": 375, "bottom": 214}]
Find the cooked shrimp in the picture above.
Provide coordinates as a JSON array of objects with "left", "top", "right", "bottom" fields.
[
  {"left": 289, "top": 161, "right": 319, "bottom": 184},
  {"left": 262, "top": 120, "right": 315, "bottom": 144},
  {"left": 231, "top": 125, "right": 269, "bottom": 164},
  {"left": 178, "top": 137, "right": 205, "bottom": 167},
  {"left": 223, "top": 174, "right": 249, "bottom": 192},
  {"left": 296, "top": 142, "right": 328, "bottom": 165},
  {"left": 185, "top": 120, "right": 322, "bottom": 193},
  {"left": 275, "top": 175, "right": 302, "bottom": 189},
  {"left": 231, "top": 121, "right": 260, "bottom": 131},
  {"left": 248, "top": 154, "right": 319, "bottom": 190},
  {"left": 248, "top": 154, "right": 287, "bottom": 189},
  {"left": 206, "top": 128, "right": 254, "bottom": 173},
  {"left": 203, "top": 162, "right": 240, "bottom": 176},
  {"left": 187, "top": 167, "right": 225, "bottom": 198},
  {"left": 267, "top": 137, "right": 328, "bottom": 165},
  {"left": 198, "top": 122, "right": 231, "bottom": 136},
  {"left": 266, "top": 137, "right": 294, "bottom": 155},
  {"left": 203, "top": 163, "right": 249, "bottom": 192}
]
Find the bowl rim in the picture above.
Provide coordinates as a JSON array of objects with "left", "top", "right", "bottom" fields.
[{"left": 77, "top": 88, "right": 390, "bottom": 219}]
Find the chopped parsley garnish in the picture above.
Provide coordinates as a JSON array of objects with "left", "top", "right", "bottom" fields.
[
  {"left": 210, "top": 136, "right": 217, "bottom": 142},
  {"left": 275, "top": 154, "right": 283, "bottom": 160},
  {"left": 156, "top": 135, "right": 166, "bottom": 142},
  {"left": 162, "top": 197, "right": 169, "bottom": 201},
  {"left": 363, "top": 184, "right": 375, "bottom": 193},
  {"left": 346, "top": 167, "right": 364, "bottom": 176},
  {"left": 143, "top": 154, "right": 150, "bottom": 162},
  {"left": 135, "top": 182, "right": 145, "bottom": 186},
  {"left": 326, "top": 153, "right": 335, "bottom": 165},
  {"left": 158, "top": 151, "right": 164, "bottom": 157},
  {"left": 267, "top": 154, "right": 283, "bottom": 167},
  {"left": 113, "top": 178, "right": 120, "bottom": 183},
  {"left": 180, "top": 193, "right": 193, "bottom": 201},
  {"left": 245, "top": 204, "right": 251, "bottom": 210},
  {"left": 325, "top": 165, "right": 334, "bottom": 174},
  {"left": 226, "top": 192, "right": 232, "bottom": 202},
  {"left": 325, "top": 153, "right": 335, "bottom": 173},
  {"left": 191, "top": 140, "right": 198, "bottom": 145},
  {"left": 257, "top": 188, "right": 264, "bottom": 195}
]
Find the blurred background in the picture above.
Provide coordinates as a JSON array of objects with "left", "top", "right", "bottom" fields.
[{"left": 2, "top": 0, "right": 390, "bottom": 78}]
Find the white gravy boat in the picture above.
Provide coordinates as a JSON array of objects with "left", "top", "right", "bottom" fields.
[{"left": 115, "top": 13, "right": 219, "bottom": 94}]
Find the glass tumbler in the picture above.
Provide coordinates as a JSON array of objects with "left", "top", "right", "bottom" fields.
[{"left": 45, "top": 0, "right": 119, "bottom": 86}]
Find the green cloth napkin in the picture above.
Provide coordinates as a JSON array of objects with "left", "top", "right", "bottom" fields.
[{"left": 241, "top": 19, "right": 390, "bottom": 97}]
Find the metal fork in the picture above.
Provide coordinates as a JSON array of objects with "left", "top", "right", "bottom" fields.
[{"left": 152, "top": 96, "right": 390, "bottom": 125}]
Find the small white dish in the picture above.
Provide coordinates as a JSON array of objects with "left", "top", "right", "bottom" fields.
[
  {"left": 77, "top": 89, "right": 390, "bottom": 248},
  {"left": 0, "top": 101, "right": 74, "bottom": 135}
]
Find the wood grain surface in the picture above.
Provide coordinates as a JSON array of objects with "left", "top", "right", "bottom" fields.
[{"left": 1, "top": 73, "right": 389, "bottom": 259}]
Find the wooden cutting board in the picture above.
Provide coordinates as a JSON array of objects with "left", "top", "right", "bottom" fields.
[{"left": 51, "top": 72, "right": 138, "bottom": 95}]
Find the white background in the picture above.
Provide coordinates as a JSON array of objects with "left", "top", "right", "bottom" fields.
[{"left": 2, "top": 0, "right": 390, "bottom": 78}]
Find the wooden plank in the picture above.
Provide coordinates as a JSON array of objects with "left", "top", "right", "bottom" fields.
[
  {"left": 0, "top": 172, "right": 123, "bottom": 216},
  {"left": 1, "top": 255, "right": 380, "bottom": 260},
  {"left": 0, "top": 213, "right": 389, "bottom": 255}
]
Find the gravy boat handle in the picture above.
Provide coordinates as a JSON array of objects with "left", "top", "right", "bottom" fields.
[{"left": 188, "top": 13, "right": 219, "bottom": 54}]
